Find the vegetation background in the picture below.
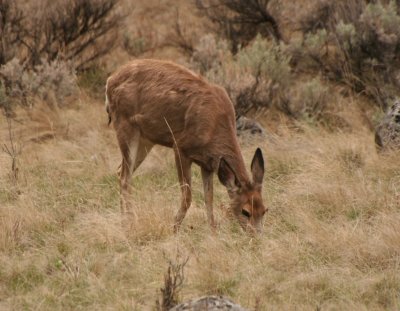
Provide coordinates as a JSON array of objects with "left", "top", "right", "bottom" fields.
[{"left": 0, "top": 0, "right": 400, "bottom": 310}]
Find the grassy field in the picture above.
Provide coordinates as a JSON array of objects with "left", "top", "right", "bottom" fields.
[
  {"left": 1, "top": 98, "right": 399, "bottom": 310},
  {"left": 1, "top": 0, "right": 400, "bottom": 310}
]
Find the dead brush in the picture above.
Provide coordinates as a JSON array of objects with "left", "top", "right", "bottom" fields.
[
  {"left": 195, "top": 0, "right": 282, "bottom": 53},
  {"left": 2, "top": 116, "right": 22, "bottom": 185},
  {"left": 156, "top": 254, "right": 189, "bottom": 311}
]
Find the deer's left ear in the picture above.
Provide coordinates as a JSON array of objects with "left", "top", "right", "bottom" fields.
[
  {"left": 218, "top": 157, "right": 241, "bottom": 193},
  {"left": 251, "top": 148, "right": 264, "bottom": 186}
]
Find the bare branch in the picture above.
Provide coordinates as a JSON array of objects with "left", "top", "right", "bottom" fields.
[
  {"left": 0, "top": 0, "right": 25, "bottom": 65},
  {"left": 156, "top": 255, "right": 189, "bottom": 311},
  {"left": 166, "top": 8, "right": 195, "bottom": 55},
  {"left": 195, "top": 0, "right": 282, "bottom": 52},
  {"left": 1, "top": 116, "right": 22, "bottom": 184},
  {"left": 21, "top": 0, "right": 123, "bottom": 70}
]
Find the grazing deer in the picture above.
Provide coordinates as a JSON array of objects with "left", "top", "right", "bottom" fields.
[{"left": 105, "top": 59, "right": 266, "bottom": 232}]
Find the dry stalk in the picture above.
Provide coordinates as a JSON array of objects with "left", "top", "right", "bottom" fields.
[
  {"left": 2, "top": 116, "right": 22, "bottom": 184},
  {"left": 156, "top": 254, "right": 189, "bottom": 311}
]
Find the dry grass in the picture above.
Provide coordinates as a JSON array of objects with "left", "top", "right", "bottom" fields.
[
  {"left": 0, "top": 0, "right": 399, "bottom": 309},
  {"left": 1, "top": 98, "right": 400, "bottom": 310}
]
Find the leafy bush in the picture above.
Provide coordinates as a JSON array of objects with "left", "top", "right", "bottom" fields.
[
  {"left": 291, "top": 1, "right": 400, "bottom": 108},
  {"left": 0, "top": 58, "right": 78, "bottom": 109},
  {"left": 123, "top": 34, "right": 150, "bottom": 57},
  {"left": 290, "top": 78, "right": 330, "bottom": 124},
  {"left": 78, "top": 66, "right": 109, "bottom": 97},
  {"left": 31, "top": 60, "right": 77, "bottom": 103},
  {"left": 206, "top": 58, "right": 256, "bottom": 114},
  {"left": 0, "top": 58, "right": 28, "bottom": 101},
  {"left": 237, "top": 36, "right": 291, "bottom": 89},
  {"left": 203, "top": 35, "right": 292, "bottom": 116},
  {"left": 0, "top": 80, "right": 10, "bottom": 114},
  {"left": 299, "top": 0, "right": 365, "bottom": 34},
  {"left": 191, "top": 34, "right": 231, "bottom": 73}
]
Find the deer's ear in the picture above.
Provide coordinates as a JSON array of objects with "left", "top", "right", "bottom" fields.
[
  {"left": 218, "top": 158, "right": 241, "bottom": 192},
  {"left": 251, "top": 148, "right": 264, "bottom": 186}
]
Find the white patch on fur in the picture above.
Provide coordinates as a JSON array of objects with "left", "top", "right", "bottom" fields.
[{"left": 127, "top": 131, "right": 141, "bottom": 174}]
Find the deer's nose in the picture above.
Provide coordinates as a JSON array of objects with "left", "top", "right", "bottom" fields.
[{"left": 245, "top": 223, "right": 259, "bottom": 235}]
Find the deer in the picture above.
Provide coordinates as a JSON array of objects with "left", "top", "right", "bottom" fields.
[{"left": 105, "top": 59, "right": 267, "bottom": 233}]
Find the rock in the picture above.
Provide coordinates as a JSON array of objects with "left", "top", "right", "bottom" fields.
[
  {"left": 236, "top": 116, "right": 265, "bottom": 136},
  {"left": 169, "top": 295, "right": 248, "bottom": 311},
  {"left": 375, "top": 100, "right": 400, "bottom": 151}
]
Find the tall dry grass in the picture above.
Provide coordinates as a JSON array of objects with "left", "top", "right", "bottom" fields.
[
  {"left": 1, "top": 98, "right": 399, "bottom": 310},
  {"left": 1, "top": 1, "right": 399, "bottom": 309}
]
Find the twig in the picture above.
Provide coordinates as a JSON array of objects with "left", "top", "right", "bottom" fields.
[
  {"left": 2, "top": 116, "right": 22, "bottom": 183},
  {"left": 156, "top": 253, "right": 189, "bottom": 311}
]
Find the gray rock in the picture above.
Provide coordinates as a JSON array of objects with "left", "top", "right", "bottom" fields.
[
  {"left": 375, "top": 100, "right": 400, "bottom": 151},
  {"left": 169, "top": 295, "right": 248, "bottom": 311},
  {"left": 236, "top": 116, "right": 265, "bottom": 136}
]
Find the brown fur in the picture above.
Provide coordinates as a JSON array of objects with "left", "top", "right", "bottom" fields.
[{"left": 106, "top": 59, "right": 266, "bottom": 232}]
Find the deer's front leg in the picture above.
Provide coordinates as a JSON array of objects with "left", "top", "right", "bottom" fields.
[
  {"left": 173, "top": 149, "right": 192, "bottom": 232},
  {"left": 201, "top": 167, "right": 215, "bottom": 228}
]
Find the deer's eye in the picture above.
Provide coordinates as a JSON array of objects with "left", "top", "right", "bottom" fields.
[{"left": 241, "top": 209, "right": 251, "bottom": 218}]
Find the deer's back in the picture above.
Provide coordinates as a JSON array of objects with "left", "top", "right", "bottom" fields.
[{"left": 107, "top": 59, "right": 237, "bottom": 153}]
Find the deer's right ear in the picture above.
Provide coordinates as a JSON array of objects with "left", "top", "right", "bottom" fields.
[
  {"left": 251, "top": 148, "right": 264, "bottom": 186},
  {"left": 217, "top": 158, "right": 241, "bottom": 193}
]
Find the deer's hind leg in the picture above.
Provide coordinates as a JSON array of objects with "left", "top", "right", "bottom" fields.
[
  {"left": 173, "top": 149, "right": 192, "bottom": 232},
  {"left": 117, "top": 124, "right": 154, "bottom": 218},
  {"left": 117, "top": 124, "right": 141, "bottom": 217}
]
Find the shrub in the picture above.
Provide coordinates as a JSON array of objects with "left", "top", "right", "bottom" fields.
[
  {"left": 123, "top": 34, "right": 151, "bottom": 57},
  {"left": 304, "top": 29, "right": 329, "bottom": 57},
  {"left": 0, "top": 58, "right": 78, "bottom": 109},
  {"left": 204, "top": 35, "right": 292, "bottom": 116},
  {"left": 191, "top": 34, "right": 231, "bottom": 73},
  {"left": 195, "top": 0, "right": 282, "bottom": 53},
  {"left": 0, "top": 0, "right": 122, "bottom": 71},
  {"left": 290, "top": 1, "right": 400, "bottom": 109},
  {"left": 290, "top": 78, "right": 330, "bottom": 124},
  {"left": 234, "top": 35, "right": 291, "bottom": 115},
  {"left": 205, "top": 58, "right": 255, "bottom": 114},
  {"left": 236, "top": 35, "right": 291, "bottom": 89},
  {"left": 286, "top": 29, "right": 329, "bottom": 75},
  {"left": 0, "top": 58, "right": 28, "bottom": 102},
  {"left": 299, "top": 0, "right": 365, "bottom": 34},
  {"left": 0, "top": 0, "right": 24, "bottom": 66},
  {"left": 78, "top": 66, "right": 108, "bottom": 97},
  {"left": 31, "top": 60, "right": 78, "bottom": 105},
  {"left": 0, "top": 0, "right": 119, "bottom": 112},
  {"left": 122, "top": 9, "right": 159, "bottom": 58},
  {"left": 164, "top": 9, "right": 196, "bottom": 56},
  {"left": 0, "top": 80, "right": 11, "bottom": 114}
]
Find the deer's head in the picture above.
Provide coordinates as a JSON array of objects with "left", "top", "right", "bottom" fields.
[{"left": 218, "top": 148, "right": 266, "bottom": 233}]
